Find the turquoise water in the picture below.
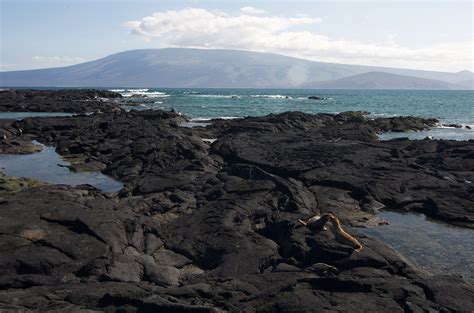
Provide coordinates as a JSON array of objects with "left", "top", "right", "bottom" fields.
[
  {"left": 0, "top": 141, "right": 123, "bottom": 192},
  {"left": 358, "top": 211, "right": 474, "bottom": 282},
  {"left": 113, "top": 88, "right": 473, "bottom": 124},
  {"left": 113, "top": 88, "right": 474, "bottom": 140},
  {"left": 379, "top": 128, "right": 472, "bottom": 141}
]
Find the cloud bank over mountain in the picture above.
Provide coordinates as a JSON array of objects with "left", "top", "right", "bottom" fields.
[{"left": 125, "top": 8, "right": 473, "bottom": 72}]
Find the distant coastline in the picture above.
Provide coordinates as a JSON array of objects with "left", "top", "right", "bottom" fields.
[{"left": 1, "top": 48, "right": 472, "bottom": 89}]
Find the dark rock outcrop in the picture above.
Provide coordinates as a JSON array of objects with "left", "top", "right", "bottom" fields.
[
  {"left": 0, "top": 89, "right": 122, "bottom": 113},
  {"left": 0, "top": 94, "right": 473, "bottom": 312}
]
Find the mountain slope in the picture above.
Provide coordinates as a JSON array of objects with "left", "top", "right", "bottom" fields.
[
  {"left": 0, "top": 48, "right": 471, "bottom": 88},
  {"left": 308, "top": 72, "right": 463, "bottom": 90},
  {"left": 455, "top": 79, "right": 474, "bottom": 90}
]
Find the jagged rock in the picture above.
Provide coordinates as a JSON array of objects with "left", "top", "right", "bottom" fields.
[
  {"left": 0, "top": 89, "right": 122, "bottom": 113},
  {"left": 0, "top": 92, "right": 472, "bottom": 311}
]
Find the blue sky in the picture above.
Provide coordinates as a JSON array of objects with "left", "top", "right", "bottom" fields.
[{"left": 1, "top": 0, "right": 473, "bottom": 72}]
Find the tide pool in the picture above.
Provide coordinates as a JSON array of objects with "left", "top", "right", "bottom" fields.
[
  {"left": 0, "top": 141, "right": 123, "bottom": 192},
  {"left": 357, "top": 211, "right": 474, "bottom": 282}
]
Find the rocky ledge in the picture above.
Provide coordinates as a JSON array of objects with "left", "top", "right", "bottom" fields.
[
  {"left": 0, "top": 89, "right": 122, "bottom": 113},
  {"left": 0, "top": 100, "right": 473, "bottom": 312}
]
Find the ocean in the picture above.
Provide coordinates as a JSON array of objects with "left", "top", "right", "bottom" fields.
[{"left": 112, "top": 88, "right": 474, "bottom": 140}]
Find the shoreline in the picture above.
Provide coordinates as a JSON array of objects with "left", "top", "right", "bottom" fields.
[{"left": 0, "top": 89, "right": 473, "bottom": 311}]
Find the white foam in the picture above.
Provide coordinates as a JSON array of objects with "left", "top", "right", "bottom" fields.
[
  {"left": 128, "top": 89, "right": 149, "bottom": 92},
  {"left": 215, "top": 116, "right": 240, "bottom": 120},
  {"left": 436, "top": 124, "right": 458, "bottom": 129},
  {"left": 190, "top": 116, "right": 239, "bottom": 122},
  {"left": 121, "top": 90, "right": 169, "bottom": 98},
  {"left": 190, "top": 117, "right": 212, "bottom": 122},
  {"left": 436, "top": 123, "right": 473, "bottom": 129},
  {"left": 193, "top": 94, "right": 240, "bottom": 98},
  {"left": 250, "top": 95, "right": 291, "bottom": 99}
]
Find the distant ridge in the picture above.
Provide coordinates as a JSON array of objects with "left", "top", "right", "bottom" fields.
[
  {"left": 456, "top": 79, "right": 474, "bottom": 90},
  {"left": 0, "top": 48, "right": 472, "bottom": 89},
  {"left": 308, "top": 72, "right": 463, "bottom": 90}
]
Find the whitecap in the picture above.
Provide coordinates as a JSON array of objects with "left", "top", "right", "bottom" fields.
[
  {"left": 190, "top": 116, "right": 239, "bottom": 122},
  {"left": 215, "top": 116, "right": 240, "bottom": 120},
  {"left": 250, "top": 95, "right": 292, "bottom": 99},
  {"left": 436, "top": 122, "right": 473, "bottom": 129},
  {"left": 128, "top": 89, "right": 149, "bottom": 92},
  {"left": 436, "top": 124, "right": 459, "bottom": 129},
  {"left": 121, "top": 90, "right": 169, "bottom": 98},
  {"left": 193, "top": 94, "right": 239, "bottom": 99},
  {"left": 190, "top": 117, "right": 212, "bottom": 122}
]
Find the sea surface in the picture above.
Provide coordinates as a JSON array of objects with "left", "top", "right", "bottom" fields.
[{"left": 112, "top": 88, "right": 474, "bottom": 140}]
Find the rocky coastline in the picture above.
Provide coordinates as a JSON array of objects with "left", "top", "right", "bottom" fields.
[
  {"left": 0, "top": 89, "right": 122, "bottom": 113},
  {"left": 0, "top": 90, "right": 473, "bottom": 312}
]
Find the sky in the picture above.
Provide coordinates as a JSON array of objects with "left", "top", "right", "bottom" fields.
[{"left": 1, "top": 0, "right": 473, "bottom": 72}]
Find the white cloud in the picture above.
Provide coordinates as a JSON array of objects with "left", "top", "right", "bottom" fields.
[
  {"left": 125, "top": 8, "right": 321, "bottom": 41},
  {"left": 126, "top": 8, "right": 473, "bottom": 71},
  {"left": 240, "top": 6, "right": 267, "bottom": 15}
]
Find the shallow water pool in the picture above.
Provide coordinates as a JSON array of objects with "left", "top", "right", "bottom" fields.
[
  {"left": 0, "top": 141, "right": 123, "bottom": 192},
  {"left": 180, "top": 121, "right": 212, "bottom": 128},
  {"left": 379, "top": 127, "right": 474, "bottom": 141},
  {"left": 0, "top": 112, "right": 74, "bottom": 120},
  {"left": 357, "top": 211, "right": 474, "bottom": 282}
]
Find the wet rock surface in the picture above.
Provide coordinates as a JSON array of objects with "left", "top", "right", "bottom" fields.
[
  {"left": 0, "top": 94, "right": 473, "bottom": 312},
  {"left": 0, "top": 89, "right": 122, "bottom": 113}
]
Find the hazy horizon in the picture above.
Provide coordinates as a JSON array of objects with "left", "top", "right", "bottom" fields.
[
  {"left": 2, "top": 47, "right": 473, "bottom": 75},
  {"left": 1, "top": 0, "right": 473, "bottom": 73}
]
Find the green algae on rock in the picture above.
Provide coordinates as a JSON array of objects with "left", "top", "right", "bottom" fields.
[{"left": 0, "top": 171, "right": 45, "bottom": 195}]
